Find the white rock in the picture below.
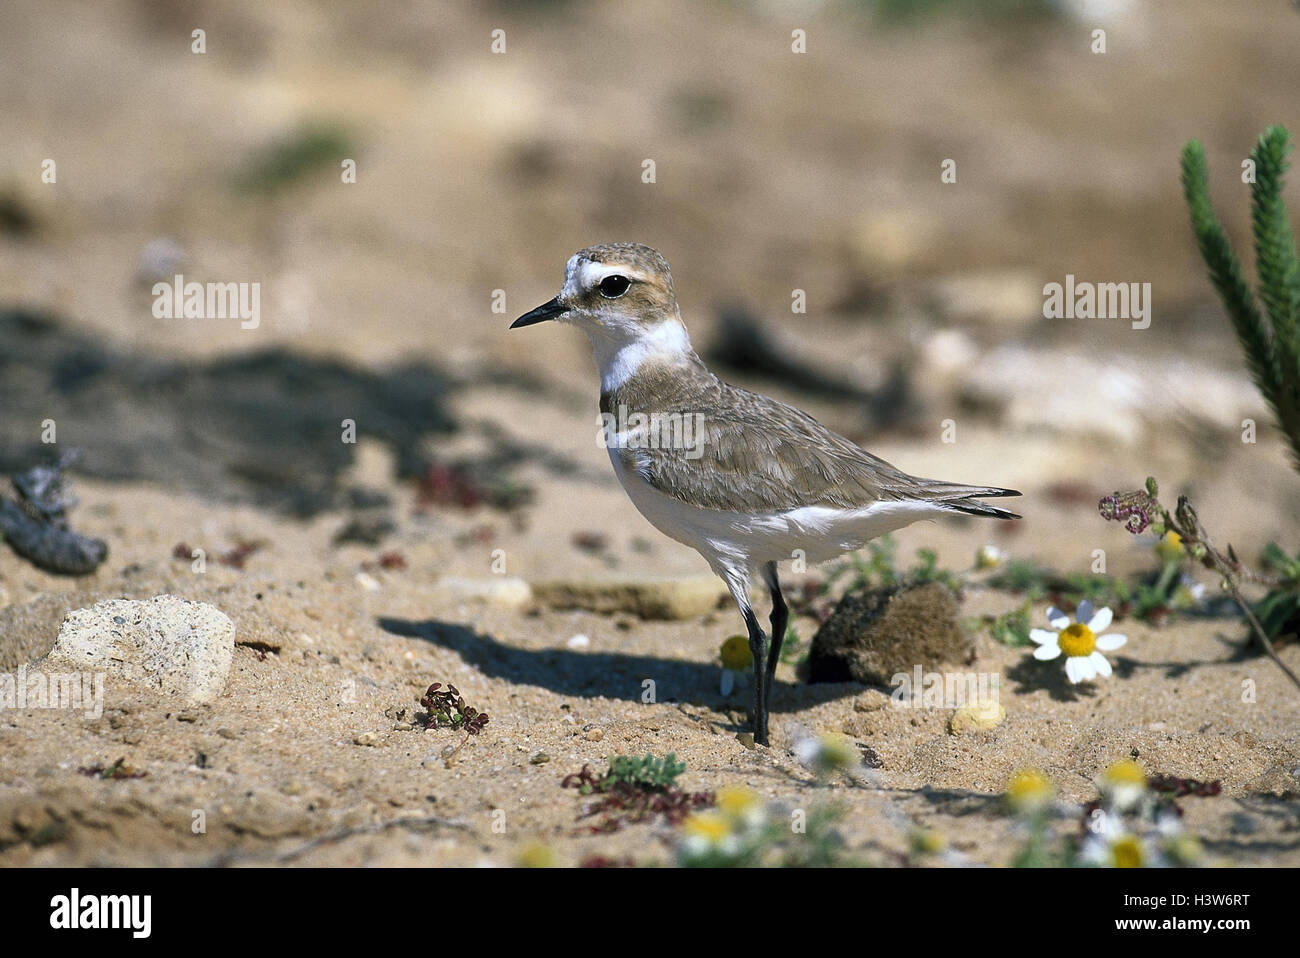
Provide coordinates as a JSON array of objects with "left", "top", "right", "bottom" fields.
[
  {"left": 433, "top": 576, "right": 532, "bottom": 609},
  {"left": 48, "top": 595, "right": 234, "bottom": 705}
]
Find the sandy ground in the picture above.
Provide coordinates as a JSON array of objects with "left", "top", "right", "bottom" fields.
[
  {"left": 1, "top": 409, "right": 1298, "bottom": 867},
  {"left": 2, "top": 0, "right": 1300, "bottom": 866}
]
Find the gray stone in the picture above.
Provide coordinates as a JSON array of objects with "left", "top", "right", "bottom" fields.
[{"left": 47, "top": 595, "right": 234, "bottom": 705}]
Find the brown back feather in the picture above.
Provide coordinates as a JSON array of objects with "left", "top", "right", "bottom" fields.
[{"left": 602, "top": 360, "right": 1017, "bottom": 513}]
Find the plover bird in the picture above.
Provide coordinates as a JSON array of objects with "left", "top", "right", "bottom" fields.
[{"left": 513, "top": 243, "right": 1020, "bottom": 745}]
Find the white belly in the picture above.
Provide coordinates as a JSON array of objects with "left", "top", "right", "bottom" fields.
[{"left": 607, "top": 448, "right": 945, "bottom": 579}]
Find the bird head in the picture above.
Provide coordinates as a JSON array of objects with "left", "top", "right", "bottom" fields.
[
  {"left": 512, "top": 243, "right": 697, "bottom": 390},
  {"left": 512, "top": 242, "right": 683, "bottom": 335}
]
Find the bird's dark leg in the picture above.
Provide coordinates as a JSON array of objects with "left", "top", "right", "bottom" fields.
[
  {"left": 763, "top": 561, "right": 788, "bottom": 714},
  {"left": 739, "top": 603, "right": 769, "bottom": 746}
]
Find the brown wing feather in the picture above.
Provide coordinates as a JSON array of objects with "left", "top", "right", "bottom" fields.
[
  {"left": 606, "top": 367, "right": 1001, "bottom": 511},
  {"left": 603, "top": 361, "right": 1019, "bottom": 513}
]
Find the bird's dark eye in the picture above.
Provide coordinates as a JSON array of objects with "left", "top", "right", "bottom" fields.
[{"left": 598, "top": 274, "right": 631, "bottom": 298}]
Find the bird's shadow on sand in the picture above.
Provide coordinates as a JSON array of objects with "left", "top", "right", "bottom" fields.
[{"left": 377, "top": 615, "right": 858, "bottom": 716}]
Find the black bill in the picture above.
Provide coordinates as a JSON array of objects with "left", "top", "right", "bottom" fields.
[{"left": 511, "top": 297, "right": 569, "bottom": 328}]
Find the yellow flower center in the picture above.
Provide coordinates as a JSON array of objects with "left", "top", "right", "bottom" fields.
[
  {"left": 720, "top": 635, "right": 754, "bottom": 671},
  {"left": 716, "top": 786, "right": 761, "bottom": 820},
  {"left": 1057, "top": 622, "right": 1096, "bottom": 658},
  {"left": 912, "top": 828, "right": 947, "bottom": 854},
  {"left": 1112, "top": 835, "right": 1144, "bottom": 868},
  {"left": 1103, "top": 759, "right": 1146, "bottom": 788},
  {"left": 1155, "top": 531, "right": 1184, "bottom": 563},
  {"left": 1006, "top": 768, "right": 1053, "bottom": 810},
  {"left": 516, "top": 842, "right": 557, "bottom": 868},
  {"left": 682, "top": 811, "right": 731, "bottom": 842}
]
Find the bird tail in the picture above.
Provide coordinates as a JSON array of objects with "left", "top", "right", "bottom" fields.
[
  {"left": 942, "top": 496, "right": 1021, "bottom": 520},
  {"left": 905, "top": 481, "right": 1022, "bottom": 520}
]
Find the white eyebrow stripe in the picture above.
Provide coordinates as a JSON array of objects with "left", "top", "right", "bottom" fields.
[
  {"left": 562, "top": 259, "right": 647, "bottom": 298},
  {"left": 579, "top": 260, "right": 630, "bottom": 288}
]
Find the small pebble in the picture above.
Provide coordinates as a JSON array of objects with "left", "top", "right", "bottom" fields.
[
  {"left": 853, "top": 692, "right": 888, "bottom": 713},
  {"left": 529, "top": 751, "right": 551, "bottom": 765},
  {"left": 585, "top": 728, "right": 604, "bottom": 742},
  {"left": 949, "top": 701, "right": 1005, "bottom": 735},
  {"left": 566, "top": 634, "right": 590, "bottom": 650},
  {"left": 393, "top": 721, "right": 414, "bottom": 731},
  {"left": 354, "top": 732, "right": 379, "bottom": 747}
]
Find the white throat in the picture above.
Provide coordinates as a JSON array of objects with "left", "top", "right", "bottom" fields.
[{"left": 587, "top": 319, "right": 693, "bottom": 392}]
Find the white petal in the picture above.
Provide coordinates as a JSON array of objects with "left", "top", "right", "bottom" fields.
[
  {"left": 1076, "top": 600, "right": 1094, "bottom": 626},
  {"left": 1047, "top": 607, "right": 1070, "bottom": 629},
  {"left": 1034, "top": 643, "right": 1062, "bottom": 660},
  {"left": 1087, "top": 606, "right": 1113, "bottom": 633},
  {"left": 1029, "top": 628, "right": 1059, "bottom": 645},
  {"left": 1096, "top": 633, "right": 1127, "bottom": 651},
  {"left": 1073, "top": 655, "right": 1097, "bottom": 680},
  {"left": 1065, "top": 656, "right": 1085, "bottom": 683},
  {"left": 1090, "top": 652, "right": 1112, "bottom": 677}
]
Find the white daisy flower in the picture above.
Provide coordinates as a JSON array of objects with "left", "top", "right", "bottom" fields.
[
  {"left": 1080, "top": 805, "right": 1146, "bottom": 867},
  {"left": 1098, "top": 759, "right": 1148, "bottom": 812},
  {"left": 719, "top": 635, "right": 753, "bottom": 698},
  {"left": 1081, "top": 828, "right": 1150, "bottom": 868},
  {"left": 1029, "top": 600, "right": 1127, "bottom": 683},
  {"left": 678, "top": 810, "right": 744, "bottom": 863}
]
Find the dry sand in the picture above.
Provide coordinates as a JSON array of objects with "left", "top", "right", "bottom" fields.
[{"left": 1, "top": 414, "right": 1297, "bottom": 868}]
